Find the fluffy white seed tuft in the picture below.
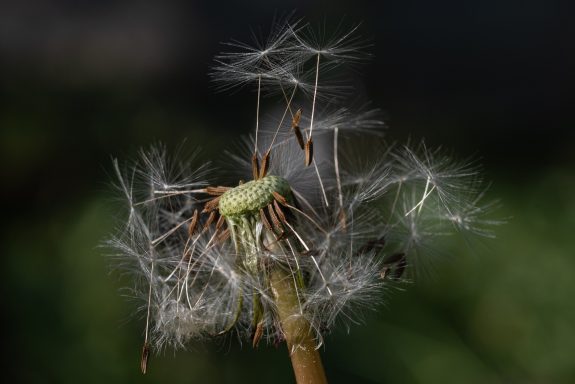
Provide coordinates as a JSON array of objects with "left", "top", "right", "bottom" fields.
[{"left": 106, "top": 18, "right": 499, "bottom": 356}]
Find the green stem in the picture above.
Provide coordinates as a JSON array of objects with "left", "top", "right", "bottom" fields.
[{"left": 270, "top": 268, "right": 328, "bottom": 384}]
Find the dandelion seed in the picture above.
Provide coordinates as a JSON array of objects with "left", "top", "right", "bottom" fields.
[{"left": 105, "top": 17, "right": 499, "bottom": 384}]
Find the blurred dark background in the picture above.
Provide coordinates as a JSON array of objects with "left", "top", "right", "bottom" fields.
[{"left": 1, "top": 1, "right": 573, "bottom": 383}]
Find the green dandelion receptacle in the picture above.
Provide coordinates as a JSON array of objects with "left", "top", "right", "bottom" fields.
[{"left": 219, "top": 176, "right": 292, "bottom": 218}]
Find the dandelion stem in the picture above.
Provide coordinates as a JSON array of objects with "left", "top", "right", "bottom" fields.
[{"left": 269, "top": 267, "right": 327, "bottom": 384}]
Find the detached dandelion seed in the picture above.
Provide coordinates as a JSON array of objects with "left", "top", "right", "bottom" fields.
[{"left": 105, "top": 18, "right": 499, "bottom": 384}]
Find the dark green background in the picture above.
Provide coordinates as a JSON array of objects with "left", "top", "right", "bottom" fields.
[{"left": 1, "top": 1, "right": 572, "bottom": 383}]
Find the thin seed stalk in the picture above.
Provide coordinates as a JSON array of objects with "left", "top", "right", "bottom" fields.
[{"left": 269, "top": 267, "right": 328, "bottom": 384}]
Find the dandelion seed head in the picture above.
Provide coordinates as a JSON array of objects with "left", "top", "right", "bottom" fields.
[{"left": 105, "top": 17, "right": 500, "bottom": 360}]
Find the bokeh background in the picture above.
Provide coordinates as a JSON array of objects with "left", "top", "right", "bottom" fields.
[{"left": 1, "top": 1, "right": 572, "bottom": 383}]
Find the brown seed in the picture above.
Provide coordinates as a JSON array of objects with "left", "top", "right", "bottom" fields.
[
  {"left": 188, "top": 209, "right": 199, "bottom": 237},
  {"left": 140, "top": 342, "right": 150, "bottom": 374},
  {"left": 216, "top": 228, "right": 230, "bottom": 243},
  {"left": 271, "top": 191, "right": 288, "bottom": 206},
  {"left": 215, "top": 214, "right": 225, "bottom": 230},
  {"left": 259, "top": 149, "right": 270, "bottom": 179},
  {"left": 203, "top": 196, "right": 221, "bottom": 213},
  {"left": 293, "top": 126, "right": 305, "bottom": 150},
  {"left": 305, "top": 138, "right": 313, "bottom": 166},
  {"left": 273, "top": 200, "right": 286, "bottom": 223},
  {"left": 252, "top": 153, "right": 260, "bottom": 180},
  {"left": 205, "top": 186, "right": 231, "bottom": 196},
  {"left": 252, "top": 321, "right": 264, "bottom": 348},
  {"left": 202, "top": 211, "right": 216, "bottom": 231},
  {"left": 267, "top": 204, "right": 283, "bottom": 233},
  {"left": 292, "top": 108, "right": 302, "bottom": 128},
  {"left": 292, "top": 109, "right": 305, "bottom": 150},
  {"left": 260, "top": 208, "right": 273, "bottom": 232}
]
